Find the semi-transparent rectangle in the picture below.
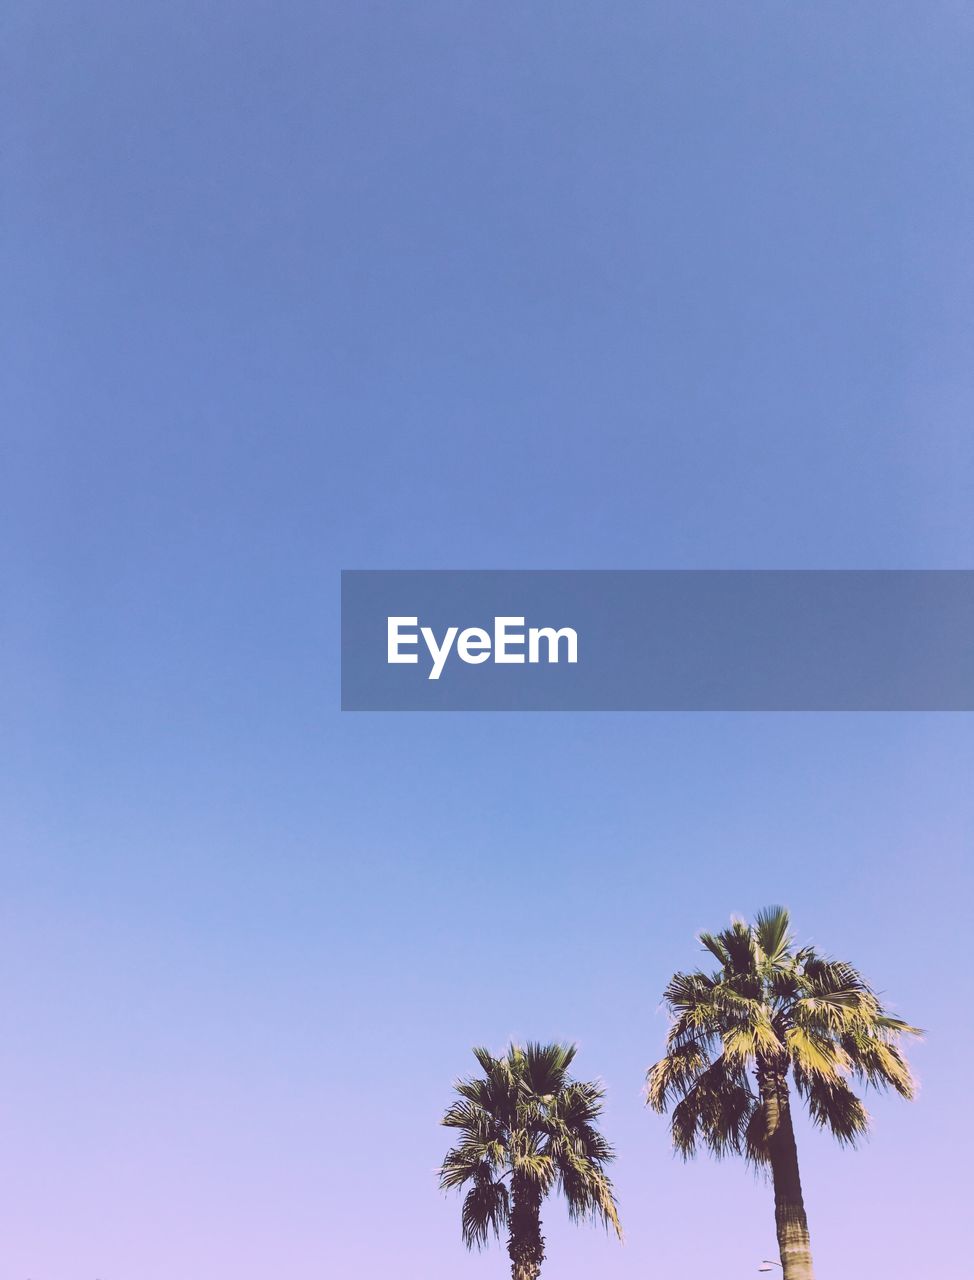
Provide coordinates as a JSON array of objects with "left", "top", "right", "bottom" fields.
[{"left": 341, "top": 571, "right": 974, "bottom": 711}]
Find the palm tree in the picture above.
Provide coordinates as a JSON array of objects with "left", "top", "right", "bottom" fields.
[
  {"left": 646, "top": 907, "right": 920, "bottom": 1280},
  {"left": 440, "top": 1041, "right": 622, "bottom": 1280}
]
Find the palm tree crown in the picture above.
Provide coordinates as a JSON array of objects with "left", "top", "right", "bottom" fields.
[
  {"left": 440, "top": 1042, "right": 621, "bottom": 1280},
  {"left": 647, "top": 907, "right": 919, "bottom": 1156}
]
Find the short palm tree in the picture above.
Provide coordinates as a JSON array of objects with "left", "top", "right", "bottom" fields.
[
  {"left": 646, "top": 907, "right": 920, "bottom": 1280},
  {"left": 440, "top": 1042, "right": 622, "bottom": 1280}
]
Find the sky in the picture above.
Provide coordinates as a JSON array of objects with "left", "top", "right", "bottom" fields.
[{"left": 3, "top": 2, "right": 973, "bottom": 1277}]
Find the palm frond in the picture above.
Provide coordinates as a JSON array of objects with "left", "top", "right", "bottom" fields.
[
  {"left": 743, "top": 1102, "right": 771, "bottom": 1166},
  {"left": 556, "top": 1150, "right": 623, "bottom": 1238},
  {"left": 785, "top": 1025, "right": 848, "bottom": 1081},
  {"left": 521, "top": 1041, "right": 576, "bottom": 1096},
  {"left": 663, "top": 970, "right": 718, "bottom": 1012},
  {"left": 669, "top": 1056, "right": 757, "bottom": 1160},
  {"left": 754, "top": 905, "right": 792, "bottom": 965},
  {"left": 793, "top": 1065, "right": 870, "bottom": 1146},
  {"left": 841, "top": 1031, "right": 917, "bottom": 1099},
  {"left": 646, "top": 1041, "right": 710, "bottom": 1112},
  {"left": 874, "top": 1012, "right": 923, "bottom": 1036},
  {"left": 471, "top": 1045, "right": 500, "bottom": 1076},
  {"left": 716, "top": 920, "right": 759, "bottom": 976},
  {"left": 459, "top": 1165, "right": 510, "bottom": 1249},
  {"left": 699, "top": 931, "right": 731, "bottom": 965},
  {"left": 722, "top": 1016, "right": 783, "bottom": 1065}
]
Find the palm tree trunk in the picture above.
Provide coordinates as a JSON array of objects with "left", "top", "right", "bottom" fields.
[
  {"left": 758, "top": 1063, "right": 815, "bottom": 1280},
  {"left": 507, "top": 1174, "right": 545, "bottom": 1280}
]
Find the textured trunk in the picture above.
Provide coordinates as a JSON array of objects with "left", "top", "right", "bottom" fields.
[
  {"left": 758, "top": 1062, "right": 815, "bottom": 1280},
  {"left": 508, "top": 1174, "right": 545, "bottom": 1280}
]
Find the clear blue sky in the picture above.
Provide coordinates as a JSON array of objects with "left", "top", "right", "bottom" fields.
[{"left": 3, "top": 3, "right": 973, "bottom": 1277}]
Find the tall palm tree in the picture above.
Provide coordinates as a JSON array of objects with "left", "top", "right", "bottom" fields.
[
  {"left": 646, "top": 907, "right": 920, "bottom": 1280},
  {"left": 440, "top": 1041, "right": 622, "bottom": 1280}
]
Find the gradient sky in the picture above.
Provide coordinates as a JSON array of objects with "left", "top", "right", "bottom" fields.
[{"left": 4, "top": 3, "right": 973, "bottom": 1277}]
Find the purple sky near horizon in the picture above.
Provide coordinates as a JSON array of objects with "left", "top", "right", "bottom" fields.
[{"left": 3, "top": 3, "right": 973, "bottom": 1278}]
